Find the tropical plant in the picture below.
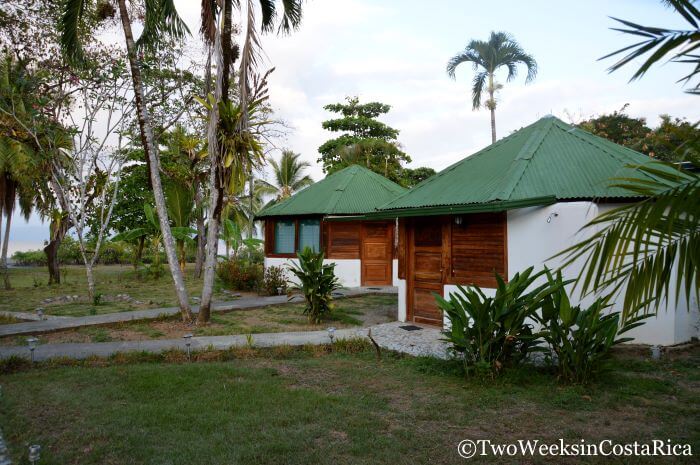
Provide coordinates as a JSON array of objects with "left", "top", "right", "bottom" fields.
[
  {"left": 256, "top": 150, "right": 313, "bottom": 201},
  {"left": 447, "top": 31, "right": 537, "bottom": 143},
  {"left": 537, "top": 271, "right": 651, "bottom": 384},
  {"left": 60, "top": 0, "right": 195, "bottom": 321},
  {"left": 601, "top": 0, "right": 700, "bottom": 94},
  {"left": 557, "top": 163, "right": 699, "bottom": 318},
  {"left": 435, "top": 267, "right": 562, "bottom": 377},
  {"left": 288, "top": 247, "right": 341, "bottom": 324},
  {"left": 262, "top": 265, "right": 288, "bottom": 295},
  {"left": 112, "top": 203, "right": 195, "bottom": 279},
  {"left": 165, "top": 183, "right": 196, "bottom": 271}
]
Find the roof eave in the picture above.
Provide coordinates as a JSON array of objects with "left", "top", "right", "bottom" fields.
[{"left": 366, "top": 196, "right": 558, "bottom": 219}]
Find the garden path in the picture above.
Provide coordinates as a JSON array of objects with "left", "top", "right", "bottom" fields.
[{"left": 0, "top": 287, "right": 397, "bottom": 338}]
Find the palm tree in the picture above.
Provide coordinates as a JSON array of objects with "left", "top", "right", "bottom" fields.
[
  {"left": 447, "top": 31, "right": 537, "bottom": 143},
  {"left": 197, "top": 0, "right": 303, "bottom": 323},
  {"left": 257, "top": 150, "right": 313, "bottom": 201},
  {"left": 559, "top": 1, "right": 700, "bottom": 319},
  {"left": 60, "top": 0, "right": 194, "bottom": 322}
]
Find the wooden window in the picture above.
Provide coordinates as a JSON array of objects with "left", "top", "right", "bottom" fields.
[
  {"left": 298, "top": 219, "right": 321, "bottom": 252},
  {"left": 447, "top": 212, "right": 507, "bottom": 288},
  {"left": 326, "top": 222, "right": 361, "bottom": 259}
]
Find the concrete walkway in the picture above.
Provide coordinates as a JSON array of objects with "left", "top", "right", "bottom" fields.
[
  {"left": 0, "top": 322, "right": 448, "bottom": 361},
  {"left": 0, "top": 287, "right": 397, "bottom": 338}
]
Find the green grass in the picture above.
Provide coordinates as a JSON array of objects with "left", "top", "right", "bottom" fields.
[
  {"left": 0, "top": 265, "right": 232, "bottom": 317},
  {"left": 0, "top": 346, "right": 698, "bottom": 464}
]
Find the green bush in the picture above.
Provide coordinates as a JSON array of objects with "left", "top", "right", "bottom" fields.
[
  {"left": 537, "top": 271, "right": 650, "bottom": 384},
  {"left": 216, "top": 258, "right": 263, "bottom": 291},
  {"left": 11, "top": 250, "right": 47, "bottom": 266},
  {"left": 262, "top": 265, "right": 289, "bottom": 296},
  {"left": 288, "top": 247, "right": 341, "bottom": 324},
  {"left": 435, "top": 267, "right": 563, "bottom": 377}
]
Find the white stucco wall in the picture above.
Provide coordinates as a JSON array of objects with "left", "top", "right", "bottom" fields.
[
  {"left": 264, "top": 257, "right": 362, "bottom": 288},
  {"left": 394, "top": 202, "right": 700, "bottom": 346}
]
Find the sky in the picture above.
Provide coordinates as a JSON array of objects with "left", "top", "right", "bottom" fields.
[{"left": 7, "top": 0, "right": 699, "bottom": 255}]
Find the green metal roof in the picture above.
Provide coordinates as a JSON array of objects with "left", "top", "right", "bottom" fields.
[
  {"left": 374, "top": 116, "right": 662, "bottom": 218},
  {"left": 256, "top": 164, "right": 407, "bottom": 218}
]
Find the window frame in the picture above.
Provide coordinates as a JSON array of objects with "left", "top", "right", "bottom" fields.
[{"left": 265, "top": 216, "right": 323, "bottom": 258}]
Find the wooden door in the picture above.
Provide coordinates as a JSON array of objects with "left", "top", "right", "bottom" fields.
[
  {"left": 407, "top": 218, "right": 444, "bottom": 325},
  {"left": 360, "top": 221, "right": 393, "bottom": 286}
]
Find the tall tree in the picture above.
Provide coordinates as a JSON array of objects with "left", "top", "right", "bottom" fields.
[
  {"left": 257, "top": 150, "right": 312, "bottom": 201},
  {"left": 317, "top": 97, "right": 411, "bottom": 183},
  {"left": 447, "top": 31, "right": 537, "bottom": 143},
  {"left": 59, "top": 0, "right": 195, "bottom": 322},
  {"left": 197, "top": 0, "right": 303, "bottom": 323}
]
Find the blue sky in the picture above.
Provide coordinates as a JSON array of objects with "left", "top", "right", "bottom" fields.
[{"left": 7, "top": 0, "right": 699, "bottom": 254}]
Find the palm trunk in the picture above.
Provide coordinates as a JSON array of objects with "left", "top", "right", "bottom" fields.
[
  {"left": 248, "top": 173, "right": 255, "bottom": 239},
  {"left": 0, "top": 210, "right": 9, "bottom": 290},
  {"left": 199, "top": 8, "right": 227, "bottom": 323},
  {"left": 194, "top": 187, "right": 206, "bottom": 278},
  {"left": 488, "top": 73, "right": 496, "bottom": 143},
  {"left": 116, "top": 0, "right": 192, "bottom": 322},
  {"left": 134, "top": 236, "right": 145, "bottom": 270}
]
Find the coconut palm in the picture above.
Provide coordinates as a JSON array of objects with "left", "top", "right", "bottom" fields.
[
  {"left": 447, "top": 31, "right": 537, "bottom": 143},
  {"left": 257, "top": 150, "right": 313, "bottom": 201},
  {"left": 59, "top": 0, "right": 195, "bottom": 322},
  {"left": 197, "top": 0, "right": 303, "bottom": 323}
]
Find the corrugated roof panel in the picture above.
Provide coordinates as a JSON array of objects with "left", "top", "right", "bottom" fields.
[
  {"left": 256, "top": 164, "right": 406, "bottom": 217},
  {"left": 378, "top": 116, "right": 665, "bottom": 214}
]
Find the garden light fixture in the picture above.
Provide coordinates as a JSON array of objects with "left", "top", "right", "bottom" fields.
[
  {"left": 327, "top": 327, "right": 336, "bottom": 343},
  {"left": 28, "top": 444, "right": 41, "bottom": 464},
  {"left": 26, "top": 337, "right": 38, "bottom": 362},
  {"left": 183, "top": 333, "right": 193, "bottom": 359}
]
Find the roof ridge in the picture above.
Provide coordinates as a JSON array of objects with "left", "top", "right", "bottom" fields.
[
  {"left": 380, "top": 120, "right": 540, "bottom": 209},
  {"left": 493, "top": 117, "right": 556, "bottom": 200}
]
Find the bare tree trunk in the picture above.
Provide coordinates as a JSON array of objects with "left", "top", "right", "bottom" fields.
[
  {"left": 488, "top": 73, "right": 496, "bottom": 143},
  {"left": 116, "top": 0, "right": 193, "bottom": 322},
  {"left": 85, "top": 261, "right": 96, "bottom": 301},
  {"left": 44, "top": 217, "right": 69, "bottom": 285}
]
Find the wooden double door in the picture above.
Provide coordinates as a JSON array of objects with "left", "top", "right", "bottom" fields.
[
  {"left": 406, "top": 218, "right": 444, "bottom": 325},
  {"left": 360, "top": 221, "right": 394, "bottom": 286}
]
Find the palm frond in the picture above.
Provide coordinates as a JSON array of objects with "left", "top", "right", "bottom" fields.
[
  {"left": 59, "top": 0, "right": 89, "bottom": 64},
  {"left": 601, "top": 0, "right": 700, "bottom": 93},
  {"left": 556, "top": 162, "right": 699, "bottom": 319},
  {"left": 138, "top": 0, "right": 191, "bottom": 51}
]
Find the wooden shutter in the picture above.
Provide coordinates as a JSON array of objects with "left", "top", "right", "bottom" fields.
[
  {"left": 327, "top": 222, "right": 361, "bottom": 259},
  {"left": 448, "top": 212, "right": 506, "bottom": 287},
  {"left": 264, "top": 219, "right": 274, "bottom": 255},
  {"left": 397, "top": 218, "right": 406, "bottom": 280}
]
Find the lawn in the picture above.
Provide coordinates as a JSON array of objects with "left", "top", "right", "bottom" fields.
[
  {"left": 0, "top": 295, "right": 398, "bottom": 345},
  {"left": 0, "top": 345, "right": 698, "bottom": 464},
  {"left": 0, "top": 265, "right": 240, "bottom": 317}
]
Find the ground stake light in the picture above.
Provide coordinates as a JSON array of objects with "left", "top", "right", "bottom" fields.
[
  {"left": 26, "top": 337, "right": 38, "bottom": 362},
  {"left": 183, "top": 333, "right": 193, "bottom": 359},
  {"left": 327, "top": 327, "right": 336, "bottom": 343},
  {"left": 28, "top": 444, "right": 41, "bottom": 464}
]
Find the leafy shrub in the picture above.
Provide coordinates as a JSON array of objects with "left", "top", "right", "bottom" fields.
[
  {"left": 262, "top": 265, "right": 289, "bottom": 295},
  {"left": 537, "top": 271, "right": 650, "bottom": 384},
  {"left": 216, "top": 258, "right": 263, "bottom": 291},
  {"left": 435, "top": 267, "right": 562, "bottom": 377},
  {"left": 288, "top": 247, "right": 341, "bottom": 324},
  {"left": 11, "top": 250, "right": 47, "bottom": 266}
]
